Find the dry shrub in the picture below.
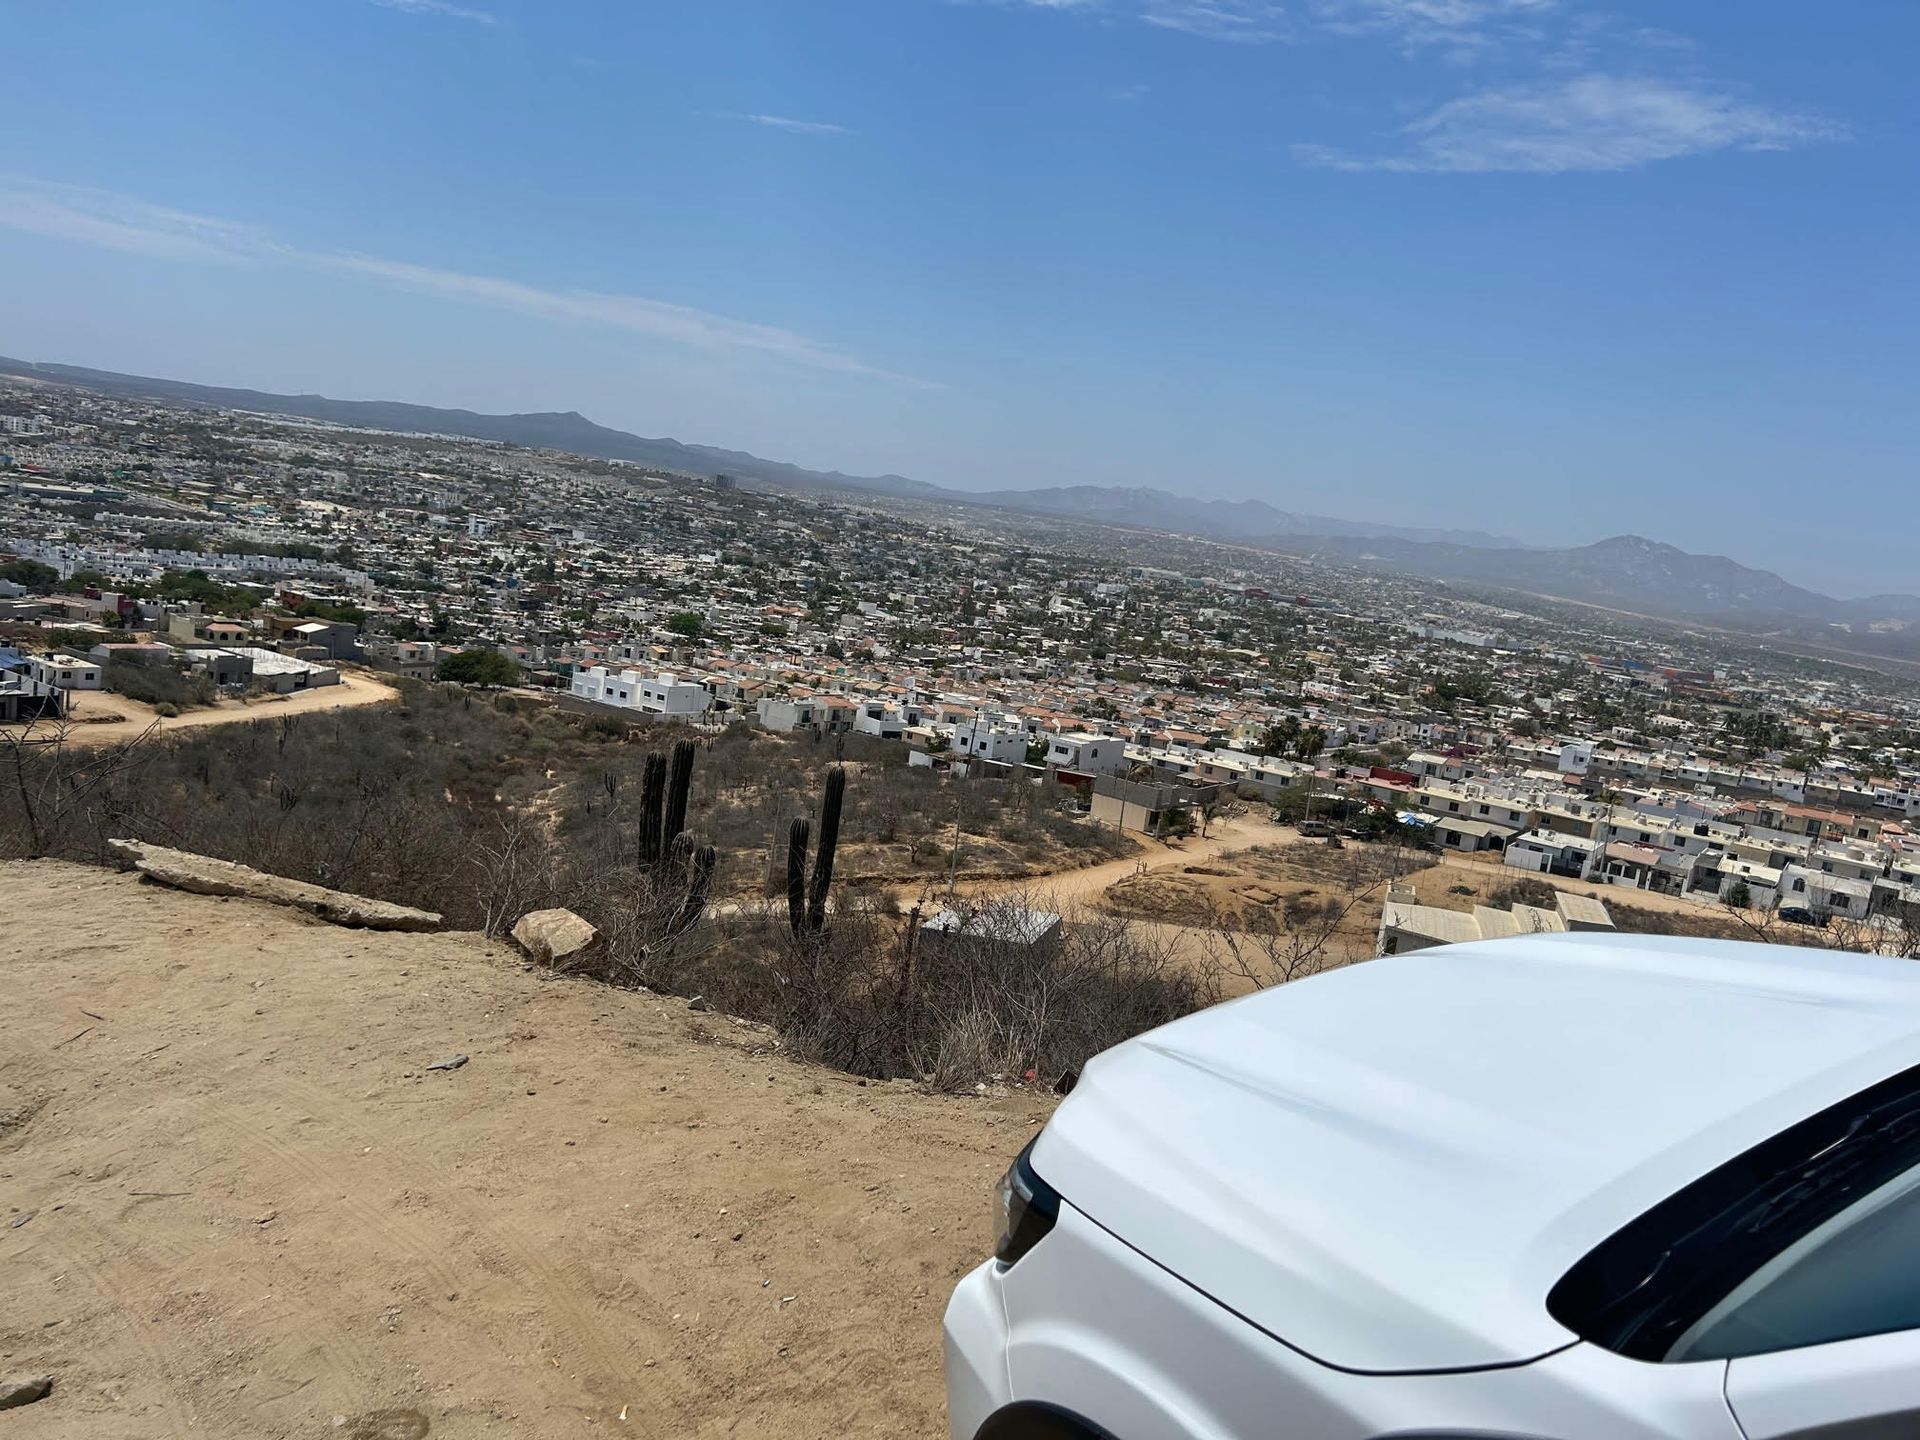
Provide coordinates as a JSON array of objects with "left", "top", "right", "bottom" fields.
[{"left": 0, "top": 694, "right": 1208, "bottom": 1087}]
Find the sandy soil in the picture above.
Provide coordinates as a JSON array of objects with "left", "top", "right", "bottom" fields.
[
  {"left": 0, "top": 861, "right": 1048, "bottom": 1440},
  {"left": 24, "top": 671, "right": 398, "bottom": 749}
]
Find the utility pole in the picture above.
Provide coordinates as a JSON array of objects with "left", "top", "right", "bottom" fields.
[{"left": 944, "top": 804, "right": 963, "bottom": 906}]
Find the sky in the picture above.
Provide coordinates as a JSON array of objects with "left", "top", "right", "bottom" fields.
[{"left": 1, "top": 1, "right": 1915, "bottom": 596}]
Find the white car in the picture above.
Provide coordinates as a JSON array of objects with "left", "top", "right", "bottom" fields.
[{"left": 945, "top": 932, "right": 1920, "bottom": 1440}]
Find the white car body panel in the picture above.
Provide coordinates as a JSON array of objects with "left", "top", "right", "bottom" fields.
[
  {"left": 949, "top": 1201, "right": 1745, "bottom": 1440},
  {"left": 1726, "top": 1329, "right": 1920, "bottom": 1439},
  {"left": 1033, "top": 933, "right": 1920, "bottom": 1372}
]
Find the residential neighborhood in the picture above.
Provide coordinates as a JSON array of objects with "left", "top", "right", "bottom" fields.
[{"left": 7, "top": 376, "right": 1920, "bottom": 947}]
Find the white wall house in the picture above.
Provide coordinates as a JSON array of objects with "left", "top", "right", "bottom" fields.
[
  {"left": 1504, "top": 829, "right": 1598, "bottom": 880},
  {"left": 25, "top": 653, "right": 102, "bottom": 690},
  {"left": 948, "top": 726, "right": 1030, "bottom": 764},
  {"left": 1048, "top": 732, "right": 1128, "bottom": 776},
  {"left": 572, "top": 666, "right": 709, "bottom": 716},
  {"left": 852, "top": 701, "right": 924, "bottom": 740},
  {"left": 757, "top": 696, "right": 822, "bottom": 733}
]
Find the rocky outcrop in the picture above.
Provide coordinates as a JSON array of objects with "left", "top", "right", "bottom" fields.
[
  {"left": 105, "top": 840, "right": 442, "bottom": 932},
  {"left": 511, "top": 908, "right": 601, "bottom": 967}
]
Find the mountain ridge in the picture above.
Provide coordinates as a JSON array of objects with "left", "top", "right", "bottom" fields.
[
  {"left": 1262, "top": 532, "right": 1920, "bottom": 631},
  {"left": 0, "top": 355, "right": 1510, "bottom": 547}
]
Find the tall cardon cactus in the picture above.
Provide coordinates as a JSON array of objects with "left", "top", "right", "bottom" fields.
[
  {"left": 787, "top": 765, "right": 846, "bottom": 938},
  {"left": 634, "top": 736, "right": 713, "bottom": 937}
]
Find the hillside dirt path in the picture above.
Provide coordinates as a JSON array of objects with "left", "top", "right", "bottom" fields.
[
  {"left": 0, "top": 861, "right": 1048, "bottom": 1440},
  {"left": 34, "top": 670, "right": 398, "bottom": 749},
  {"left": 924, "top": 811, "right": 1279, "bottom": 911}
]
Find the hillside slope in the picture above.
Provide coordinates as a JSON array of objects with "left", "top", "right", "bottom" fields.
[{"left": 0, "top": 861, "right": 1045, "bottom": 1439}]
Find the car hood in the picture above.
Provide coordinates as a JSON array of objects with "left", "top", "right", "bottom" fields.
[{"left": 1034, "top": 934, "right": 1920, "bottom": 1373}]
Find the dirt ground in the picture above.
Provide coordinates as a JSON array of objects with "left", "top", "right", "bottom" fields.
[
  {"left": 1084, "top": 833, "right": 1756, "bottom": 971},
  {"left": 21, "top": 670, "right": 398, "bottom": 748},
  {"left": 1403, "top": 851, "right": 1753, "bottom": 939},
  {"left": 0, "top": 861, "right": 1048, "bottom": 1440}
]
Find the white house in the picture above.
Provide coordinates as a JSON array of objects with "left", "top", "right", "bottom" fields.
[
  {"left": 757, "top": 696, "right": 823, "bottom": 733},
  {"left": 1503, "top": 829, "right": 1598, "bottom": 880},
  {"left": 1779, "top": 864, "right": 1876, "bottom": 919},
  {"left": 948, "top": 724, "right": 1030, "bottom": 764},
  {"left": 571, "top": 666, "right": 709, "bottom": 716},
  {"left": 1047, "top": 731, "right": 1128, "bottom": 776},
  {"left": 25, "top": 653, "right": 102, "bottom": 690}
]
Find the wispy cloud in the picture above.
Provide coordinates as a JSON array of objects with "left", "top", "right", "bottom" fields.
[
  {"left": 1315, "top": 0, "right": 1554, "bottom": 53},
  {"left": 737, "top": 113, "right": 852, "bottom": 137},
  {"left": 0, "top": 177, "right": 928, "bottom": 386},
  {"left": 975, "top": 0, "right": 1547, "bottom": 45},
  {"left": 369, "top": 0, "right": 498, "bottom": 25},
  {"left": 1141, "top": 1, "right": 1290, "bottom": 44},
  {"left": 1295, "top": 75, "right": 1845, "bottom": 173}
]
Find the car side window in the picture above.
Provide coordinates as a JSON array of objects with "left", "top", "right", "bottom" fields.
[{"left": 1668, "top": 1165, "right": 1920, "bottom": 1362}]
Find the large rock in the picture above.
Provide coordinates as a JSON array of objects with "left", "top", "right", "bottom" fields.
[
  {"left": 105, "top": 840, "right": 442, "bottom": 932},
  {"left": 511, "top": 908, "right": 601, "bottom": 967},
  {"left": 0, "top": 1376, "right": 52, "bottom": 1410}
]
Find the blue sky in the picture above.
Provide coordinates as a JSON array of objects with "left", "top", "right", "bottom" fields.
[{"left": 2, "top": 1, "right": 1914, "bottom": 595}]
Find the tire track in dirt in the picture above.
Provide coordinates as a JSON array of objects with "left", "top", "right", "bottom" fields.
[
  {"left": 249, "top": 1070, "right": 683, "bottom": 1435},
  {"left": 91, "top": 1198, "right": 387, "bottom": 1431},
  {"left": 32, "top": 1222, "right": 206, "bottom": 1437}
]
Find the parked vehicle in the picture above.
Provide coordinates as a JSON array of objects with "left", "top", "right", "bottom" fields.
[
  {"left": 945, "top": 933, "right": 1920, "bottom": 1440},
  {"left": 1296, "top": 819, "right": 1334, "bottom": 838},
  {"left": 1779, "top": 904, "right": 1828, "bottom": 927}
]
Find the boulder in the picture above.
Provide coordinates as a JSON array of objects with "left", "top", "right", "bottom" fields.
[
  {"left": 0, "top": 1376, "right": 52, "bottom": 1410},
  {"left": 105, "top": 840, "right": 441, "bottom": 932},
  {"left": 511, "top": 908, "right": 600, "bottom": 967}
]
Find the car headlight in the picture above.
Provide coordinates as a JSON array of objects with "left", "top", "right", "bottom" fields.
[{"left": 995, "top": 1138, "right": 1061, "bottom": 1267}]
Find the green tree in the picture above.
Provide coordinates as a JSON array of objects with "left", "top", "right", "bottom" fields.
[
  {"left": 1295, "top": 725, "right": 1328, "bottom": 762},
  {"left": 436, "top": 649, "right": 521, "bottom": 687},
  {"left": 1260, "top": 717, "right": 1301, "bottom": 756},
  {"left": 0, "top": 558, "right": 58, "bottom": 591},
  {"left": 666, "top": 612, "right": 705, "bottom": 639}
]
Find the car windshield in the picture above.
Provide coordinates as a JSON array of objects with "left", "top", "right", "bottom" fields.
[
  {"left": 1667, "top": 1161, "right": 1920, "bottom": 1361},
  {"left": 1550, "top": 1062, "right": 1920, "bottom": 1362}
]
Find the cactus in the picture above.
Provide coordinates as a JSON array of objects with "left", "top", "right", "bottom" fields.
[
  {"left": 662, "top": 739, "right": 696, "bottom": 867},
  {"left": 634, "top": 739, "right": 713, "bottom": 937},
  {"left": 787, "top": 766, "right": 847, "bottom": 938},
  {"left": 637, "top": 751, "right": 667, "bottom": 867},
  {"left": 786, "top": 818, "right": 811, "bottom": 936},
  {"left": 636, "top": 738, "right": 697, "bottom": 874},
  {"left": 670, "top": 842, "right": 716, "bottom": 935}
]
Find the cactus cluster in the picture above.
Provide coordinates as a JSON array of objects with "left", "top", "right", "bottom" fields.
[
  {"left": 787, "top": 766, "right": 846, "bottom": 938},
  {"left": 637, "top": 738, "right": 715, "bottom": 937}
]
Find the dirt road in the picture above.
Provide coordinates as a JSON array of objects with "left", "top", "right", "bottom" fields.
[
  {"left": 941, "top": 812, "right": 1279, "bottom": 910},
  {"left": 0, "top": 861, "right": 1046, "bottom": 1439},
  {"left": 907, "top": 812, "right": 1296, "bottom": 990},
  {"left": 32, "top": 671, "right": 398, "bottom": 749}
]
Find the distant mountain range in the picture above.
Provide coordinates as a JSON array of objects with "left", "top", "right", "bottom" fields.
[
  {"left": 1263, "top": 533, "right": 1920, "bottom": 638},
  {"left": 5, "top": 356, "right": 1915, "bottom": 647},
  {"left": 0, "top": 356, "right": 1513, "bottom": 548}
]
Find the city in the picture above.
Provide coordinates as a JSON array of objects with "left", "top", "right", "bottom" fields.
[{"left": 6, "top": 374, "right": 1919, "bottom": 959}]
